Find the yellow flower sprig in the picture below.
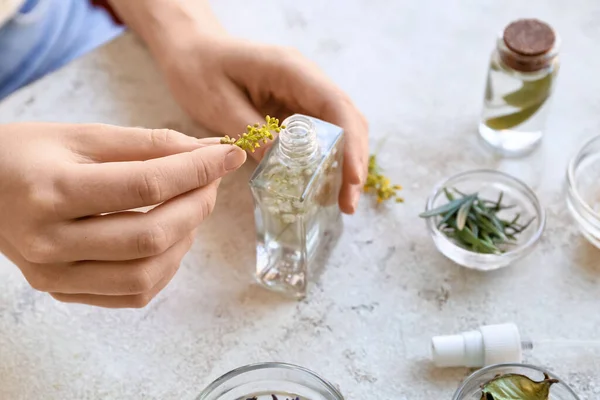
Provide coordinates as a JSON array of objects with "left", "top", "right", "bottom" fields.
[
  {"left": 221, "top": 115, "right": 285, "bottom": 152},
  {"left": 364, "top": 154, "right": 403, "bottom": 204}
]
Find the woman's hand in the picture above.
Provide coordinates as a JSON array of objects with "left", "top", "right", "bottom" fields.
[
  {"left": 159, "top": 37, "right": 369, "bottom": 214},
  {"left": 0, "top": 123, "right": 246, "bottom": 307},
  {"left": 107, "top": 0, "right": 369, "bottom": 213}
]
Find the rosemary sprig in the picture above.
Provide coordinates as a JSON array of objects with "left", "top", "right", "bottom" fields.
[
  {"left": 364, "top": 154, "right": 403, "bottom": 204},
  {"left": 221, "top": 115, "right": 284, "bottom": 152},
  {"left": 419, "top": 188, "right": 533, "bottom": 254}
]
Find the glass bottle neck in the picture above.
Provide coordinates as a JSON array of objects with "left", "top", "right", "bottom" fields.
[{"left": 279, "top": 114, "right": 320, "bottom": 167}]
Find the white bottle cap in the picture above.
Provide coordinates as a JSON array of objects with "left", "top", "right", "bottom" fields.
[{"left": 430, "top": 323, "right": 523, "bottom": 368}]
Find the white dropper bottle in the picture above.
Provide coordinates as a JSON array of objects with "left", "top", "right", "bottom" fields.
[{"left": 430, "top": 322, "right": 600, "bottom": 368}]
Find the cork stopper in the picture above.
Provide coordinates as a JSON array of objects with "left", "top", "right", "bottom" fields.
[{"left": 499, "top": 19, "right": 558, "bottom": 72}]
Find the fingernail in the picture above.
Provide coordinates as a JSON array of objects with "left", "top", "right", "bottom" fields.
[
  {"left": 196, "top": 137, "right": 223, "bottom": 145},
  {"left": 224, "top": 148, "right": 247, "bottom": 171}
]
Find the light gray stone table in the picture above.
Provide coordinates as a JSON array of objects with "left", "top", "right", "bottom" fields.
[{"left": 1, "top": 0, "right": 600, "bottom": 399}]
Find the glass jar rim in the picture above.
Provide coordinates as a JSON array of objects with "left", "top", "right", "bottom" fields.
[
  {"left": 567, "top": 134, "right": 600, "bottom": 223},
  {"left": 452, "top": 363, "right": 580, "bottom": 400},
  {"left": 197, "top": 362, "right": 344, "bottom": 400}
]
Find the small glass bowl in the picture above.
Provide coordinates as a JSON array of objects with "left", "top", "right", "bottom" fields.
[
  {"left": 196, "top": 362, "right": 344, "bottom": 400},
  {"left": 567, "top": 135, "right": 600, "bottom": 248},
  {"left": 452, "top": 363, "right": 580, "bottom": 400},
  {"left": 424, "top": 169, "right": 545, "bottom": 270}
]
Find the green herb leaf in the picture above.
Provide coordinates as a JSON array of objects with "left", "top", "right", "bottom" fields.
[
  {"left": 474, "top": 213, "right": 505, "bottom": 239},
  {"left": 420, "top": 194, "right": 476, "bottom": 218},
  {"left": 485, "top": 71, "right": 555, "bottom": 130},
  {"left": 513, "top": 216, "right": 535, "bottom": 233},
  {"left": 455, "top": 228, "right": 499, "bottom": 254},
  {"left": 485, "top": 100, "right": 546, "bottom": 130},
  {"left": 485, "top": 76, "right": 493, "bottom": 102},
  {"left": 452, "top": 187, "right": 468, "bottom": 197},
  {"left": 456, "top": 197, "right": 474, "bottom": 231},
  {"left": 437, "top": 209, "right": 458, "bottom": 228},
  {"left": 420, "top": 188, "right": 533, "bottom": 254},
  {"left": 467, "top": 219, "right": 478, "bottom": 238},
  {"left": 502, "top": 74, "right": 553, "bottom": 109},
  {"left": 480, "top": 373, "right": 558, "bottom": 400}
]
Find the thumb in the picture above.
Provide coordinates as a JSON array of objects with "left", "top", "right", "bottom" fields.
[{"left": 68, "top": 123, "right": 221, "bottom": 162}]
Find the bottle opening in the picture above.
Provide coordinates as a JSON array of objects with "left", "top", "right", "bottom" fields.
[{"left": 279, "top": 114, "right": 320, "bottom": 166}]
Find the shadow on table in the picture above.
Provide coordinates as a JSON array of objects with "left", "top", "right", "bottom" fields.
[
  {"left": 410, "top": 359, "right": 473, "bottom": 394},
  {"left": 571, "top": 237, "right": 600, "bottom": 275},
  {"left": 168, "top": 159, "right": 301, "bottom": 319}
]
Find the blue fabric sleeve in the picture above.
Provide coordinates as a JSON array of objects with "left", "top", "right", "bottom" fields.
[{"left": 0, "top": 0, "right": 124, "bottom": 100}]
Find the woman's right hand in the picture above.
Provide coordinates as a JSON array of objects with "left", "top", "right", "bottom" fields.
[{"left": 0, "top": 123, "right": 246, "bottom": 308}]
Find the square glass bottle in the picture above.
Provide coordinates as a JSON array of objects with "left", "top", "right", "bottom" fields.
[{"left": 249, "top": 114, "right": 344, "bottom": 299}]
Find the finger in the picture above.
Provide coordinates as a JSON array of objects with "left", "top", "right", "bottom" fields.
[
  {"left": 67, "top": 124, "right": 221, "bottom": 162},
  {"left": 22, "top": 231, "right": 195, "bottom": 295},
  {"left": 59, "top": 144, "right": 245, "bottom": 217},
  {"left": 49, "top": 247, "right": 184, "bottom": 308},
  {"left": 277, "top": 64, "right": 370, "bottom": 211},
  {"left": 330, "top": 107, "right": 369, "bottom": 214},
  {"left": 339, "top": 183, "right": 363, "bottom": 215},
  {"left": 322, "top": 101, "right": 369, "bottom": 183},
  {"left": 49, "top": 183, "right": 218, "bottom": 262},
  {"left": 230, "top": 47, "right": 369, "bottom": 207}
]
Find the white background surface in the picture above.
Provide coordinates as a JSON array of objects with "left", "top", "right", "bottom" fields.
[{"left": 1, "top": 0, "right": 600, "bottom": 398}]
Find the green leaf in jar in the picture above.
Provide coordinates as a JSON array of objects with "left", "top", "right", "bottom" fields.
[
  {"left": 485, "top": 75, "right": 493, "bottom": 102},
  {"left": 480, "top": 373, "right": 559, "bottom": 400},
  {"left": 502, "top": 73, "right": 553, "bottom": 109},
  {"left": 485, "top": 60, "right": 502, "bottom": 101},
  {"left": 485, "top": 69, "right": 557, "bottom": 130},
  {"left": 484, "top": 99, "right": 545, "bottom": 130}
]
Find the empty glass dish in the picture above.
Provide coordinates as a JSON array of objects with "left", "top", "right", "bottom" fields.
[{"left": 566, "top": 135, "right": 600, "bottom": 248}]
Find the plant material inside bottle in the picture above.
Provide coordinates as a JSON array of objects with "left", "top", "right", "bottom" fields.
[
  {"left": 479, "top": 18, "right": 560, "bottom": 156},
  {"left": 249, "top": 115, "right": 344, "bottom": 298},
  {"left": 480, "top": 373, "right": 558, "bottom": 400},
  {"left": 483, "top": 53, "right": 557, "bottom": 132},
  {"left": 419, "top": 188, "right": 534, "bottom": 254}
]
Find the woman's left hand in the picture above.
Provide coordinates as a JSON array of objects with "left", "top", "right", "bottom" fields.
[{"left": 157, "top": 36, "right": 369, "bottom": 214}]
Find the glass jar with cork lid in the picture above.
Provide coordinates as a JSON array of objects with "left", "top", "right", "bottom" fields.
[{"left": 479, "top": 19, "right": 560, "bottom": 157}]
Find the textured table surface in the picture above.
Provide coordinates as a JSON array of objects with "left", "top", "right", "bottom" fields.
[{"left": 1, "top": 0, "right": 600, "bottom": 399}]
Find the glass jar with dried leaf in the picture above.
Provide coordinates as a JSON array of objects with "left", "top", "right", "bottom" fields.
[
  {"left": 479, "top": 19, "right": 560, "bottom": 157},
  {"left": 452, "top": 364, "right": 579, "bottom": 400}
]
